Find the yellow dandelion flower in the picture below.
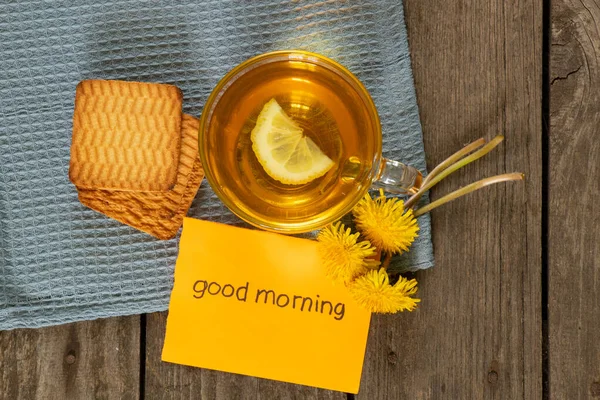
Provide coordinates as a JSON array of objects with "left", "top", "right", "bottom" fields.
[
  {"left": 353, "top": 189, "right": 419, "bottom": 254},
  {"left": 317, "top": 222, "right": 380, "bottom": 285},
  {"left": 349, "top": 268, "right": 420, "bottom": 313}
]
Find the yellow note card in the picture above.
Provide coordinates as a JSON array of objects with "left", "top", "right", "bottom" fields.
[{"left": 162, "top": 218, "right": 371, "bottom": 393}]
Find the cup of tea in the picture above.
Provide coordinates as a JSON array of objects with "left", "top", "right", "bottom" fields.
[{"left": 199, "top": 50, "right": 422, "bottom": 234}]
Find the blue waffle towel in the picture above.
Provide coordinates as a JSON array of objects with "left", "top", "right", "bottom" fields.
[{"left": 0, "top": 0, "right": 433, "bottom": 330}]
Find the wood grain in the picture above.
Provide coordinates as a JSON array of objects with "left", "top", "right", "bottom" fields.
[
  {"left": 356, "top": 0, "right": 543, "bottom": 398},
  {"left": 550, "top": 1, "right": 600, "bottom": 398},
  {"left": 144, "top": 312, "right": 346, "bottom": 400},
  {"left": 0, "top": 317, "right": 140, "bottom": 400}
]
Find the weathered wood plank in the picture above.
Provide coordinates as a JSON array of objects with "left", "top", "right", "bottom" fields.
[
  {"left": 550, "top": 1, "right": 600, "bottom": 398},
  {"left": 144, "top": 312, "right": 345, "bottom": 400},
  {"left": 357, "top": 0, "right": 542, "bottom": 398},
  {"left": 0, "top": 317, "right": 140, "bottom": 400}
]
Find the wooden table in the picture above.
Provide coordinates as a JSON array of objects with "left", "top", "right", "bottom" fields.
[{"left": 1, "top": 0, "right": 599, "bottom": 398}]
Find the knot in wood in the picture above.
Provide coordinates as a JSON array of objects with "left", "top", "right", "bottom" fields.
[
  {"left": 387, "top": 351, "right": 398, "bottom": 365},
  {"left": 65, "top": 350, "right": 76, "bottom": 365},
  {"left": 487, "top": 370, "right": 498, "bottom": 384}
]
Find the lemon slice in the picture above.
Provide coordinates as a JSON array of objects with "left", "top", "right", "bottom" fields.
[{"left": 251, "top": 98, "right": 334, "bottom": 184}]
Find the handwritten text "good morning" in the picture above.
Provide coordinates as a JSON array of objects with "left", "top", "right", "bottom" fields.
[{"left": 192, "top": 280, "right": 346, "bottom": 321}]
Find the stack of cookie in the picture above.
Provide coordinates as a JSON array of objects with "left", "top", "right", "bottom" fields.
[{"left": 69, "top": 80, "right": 204, "bottom": 240}]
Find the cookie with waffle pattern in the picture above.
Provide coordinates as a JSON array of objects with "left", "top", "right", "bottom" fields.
[
  {"left": 69, "top": 79, "right": 182, "bottom": 191},
  {"left": 78, "top": 114, "right": 204, "bottom": 240}
]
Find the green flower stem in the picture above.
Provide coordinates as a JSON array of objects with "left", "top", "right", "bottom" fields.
[
  {"left": 405, "top": 135, "right": 504, "bottom": 209},
  {"left": 414, "top": 173, "right": 525, "bottom": 217},
  {"left": 421, "top": 137, "right": 486, "bottom": 187}
]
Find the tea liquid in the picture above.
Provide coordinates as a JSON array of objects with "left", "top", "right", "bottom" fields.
[{"left": 204, "top": 58, "right": 380, "bottom": 231}]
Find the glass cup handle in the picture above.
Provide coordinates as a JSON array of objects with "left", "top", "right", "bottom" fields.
[{"left": 371, "top": 158, "right": 423, "bottom": 195}]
